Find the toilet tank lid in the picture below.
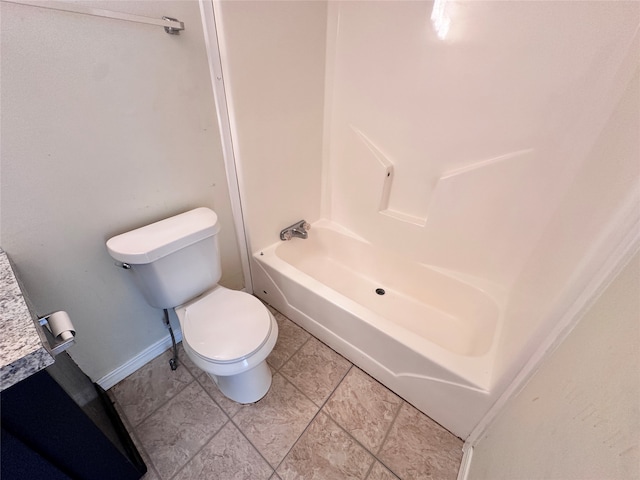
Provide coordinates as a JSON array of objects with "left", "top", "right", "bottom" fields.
[{"left": 106, "top": 208, "right": 220, "bottom": 264}]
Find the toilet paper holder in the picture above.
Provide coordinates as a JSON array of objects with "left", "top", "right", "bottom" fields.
[{"left": 38, "top": 311, "right": 76, "bottom": 356}]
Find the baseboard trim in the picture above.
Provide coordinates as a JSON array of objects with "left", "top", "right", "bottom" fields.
[
  {"left": 95, "top": 288, "right": 247, "bottom": 391},
  {"left": 96, "top": 329, "right": 182, "bottom": 391},
  {"left": 457, "top": 444, "right": 473, "bottom": 480}
]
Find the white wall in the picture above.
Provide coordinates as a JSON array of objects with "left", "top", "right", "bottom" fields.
[
  {"left": 0, "top": 1, "right": 243, "bottom": 382},
  {"left": 214, "top": 0, "right": 327, "bottom": 254},
  {"left": 468, "top": 252, "right": 640, "bottom": 479}
]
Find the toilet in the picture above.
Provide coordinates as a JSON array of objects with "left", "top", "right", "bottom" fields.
[{"left": 106, "top": 207, "right": 278, "bottom": 404}]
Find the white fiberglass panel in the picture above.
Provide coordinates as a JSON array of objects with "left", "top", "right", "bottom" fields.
[{"left": 326, "top": 1, "right": 639, "bottom": 288}]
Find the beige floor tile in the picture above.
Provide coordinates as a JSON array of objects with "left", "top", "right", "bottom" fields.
[
  {"left": 112, "top": 398, "right": 161, "bottom": 479},
  {"left": 377, "top": 403, "right": 463, "bottom": 480},
  {"left": 173, "top": 422, "right": 273, "bottom": 480},
  {"left": 277, "top": 412, "right": 374, "bottom": 480},
  {"left": 232, "top": 373, "right": 319, "bottom": 467},
  {"left": 280, "top": 337, "right": 351, "bottom": 406},
  {"left": 112, "top": 309, "right": 464, "bottom": 480},
  {"left": 198, "top": 371, "right": 243, "bottom": 417},
  {"left": 136, "top": 381, "right": 228, "bottom": 480},
  {"left": 140, "top": 465, "right": 161, "bottom": 480},
  {"left": 324, "top": 367, "right": 402, "bottom": 454},
  {"left": 367, "top": 461, "right": 400, "bottom": 480},
  {"left": 267, "top": 312, "right": 311, "bottom": 370},
  {"left": 111, "top": 348, "right": 194, "bottom": 426},
  {"left": 129, "top": 428, "right": 162, "bottom": 480}
]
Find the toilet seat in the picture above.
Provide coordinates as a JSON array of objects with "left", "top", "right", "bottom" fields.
[{"left": 179, "top": 287, "right": 272, "bottom": 364}]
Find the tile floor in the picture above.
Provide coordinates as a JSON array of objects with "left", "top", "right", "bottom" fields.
[{"left": 109, "top": 307, "right": 463, "bottom": 480}]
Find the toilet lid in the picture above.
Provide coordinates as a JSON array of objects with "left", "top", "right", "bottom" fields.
[{"left": 182, "top": 288, "right": 272, "bottom": 363}]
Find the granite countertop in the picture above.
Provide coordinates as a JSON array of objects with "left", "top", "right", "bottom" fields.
[{"left": 0, "top": 250, "right": 54, "bottom": 391}]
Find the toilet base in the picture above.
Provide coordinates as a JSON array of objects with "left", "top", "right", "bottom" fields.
[{"left": 208, "top": 360, "right": 272, "bottom": 404}]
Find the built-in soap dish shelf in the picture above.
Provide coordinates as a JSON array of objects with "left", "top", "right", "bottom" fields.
[{"left": 351, "top": 125, "right": 428, "bottom": 227}]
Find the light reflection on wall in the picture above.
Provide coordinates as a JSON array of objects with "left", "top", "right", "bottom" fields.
[{"left": 431, "top": 0, "right": 450, "bottom": 39}]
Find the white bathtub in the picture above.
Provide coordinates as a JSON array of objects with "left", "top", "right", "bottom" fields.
[{"left": 252, "top": 221, "right": 503, "bottom": 438}]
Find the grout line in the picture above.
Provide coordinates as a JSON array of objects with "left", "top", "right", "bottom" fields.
[
  {"left": 166, "top": 418, "right": 232, "bottom": 480},
  {"left": 271, "top": 363, "right": 354, "bottom": 474},
  {"left": 129, "top": 374, "right": 198, "bottom": 429},
  {"left": 320, "top": 409, "right": 379, "bottom": 472},
  {"left": 271, "top": 406, "right": 321, "bottom": 474},
  {"left": 317, "top": 368, "right": 405, "bottom": 477},
  {"left": 120, "top": 362, "right": 227, "bottom": 480},
  {"left": 174, "top": 347, "right": 278, "bottom": 474},
  {"left": 123, "top": 305, "right": 457, "bottom": 480},
  {"left": 270, "top": 329, "right": 312, "bottom": 374},
  {"left": 225, "top": 383, "right": 285, "bottom": 472},
  {"left": 375, "top": 397, "right": 404, "bottom": 456},
  {"left": 272, "top": 308, "right": 463, "bottom": 443},
  {"left": 138, "top": 369, "right": 234, "bottom": 480},
  {"left": 232, "top": 371, "right": 320, "bottom": 471},
  {"left": 111, "top": 347, "right": 198, "bottom": 429},
  {"left": 204, "top": 311, "right": 305, "bottom": 473},
  {"left": 363, "top": 459, "right": 376, "bottom": 480},
  {"left": 227, "top": 413, "right": 277, "bottom": 475},
  {"left": 133, "top": 431, "right": 162, "bottom": 480},
  {"left": 112, "top": 399, "right": 163, "bottom": 480},
  {"left": 269, "top": 322, "right": 405, "bottom": 470},
  {"left": 244, "top": 308, "right": 411, "bottom": 478},
  {"left": 373, "top": 401, "right": 406, "bottom": 479}
]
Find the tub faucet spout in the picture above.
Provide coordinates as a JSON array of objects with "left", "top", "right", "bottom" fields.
[{"left": 280, "top": 220, "right": 310, "bottom": 241}]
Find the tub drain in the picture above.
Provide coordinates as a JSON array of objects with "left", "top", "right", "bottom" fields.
[{"left": 375, "top": 288, "right": 385, "bottom": 295}]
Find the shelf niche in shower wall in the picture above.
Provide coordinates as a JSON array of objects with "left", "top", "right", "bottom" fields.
[{"left": 349, "top": 126, "right": 427, "bottom": 227}]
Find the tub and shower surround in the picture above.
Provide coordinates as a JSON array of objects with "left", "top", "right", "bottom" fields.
[{"left": 214, "top": 0, "right": 640, "bottom": 440}]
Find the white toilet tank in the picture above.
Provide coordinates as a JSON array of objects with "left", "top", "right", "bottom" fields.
[{"left": 106, "top": 208, "right": 222, "bottom": 309}]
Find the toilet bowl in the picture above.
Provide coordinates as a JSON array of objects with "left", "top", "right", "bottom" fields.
[
  {"left": 175, "top": 286, "right": 278, "bottom": 403},
  {"left": 106, "top": 207, "right": 278, "bottom": 404}
]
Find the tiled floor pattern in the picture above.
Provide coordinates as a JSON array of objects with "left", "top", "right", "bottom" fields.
[{"left": 109, "top": 307, "right": 463, "bottom": 480}]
